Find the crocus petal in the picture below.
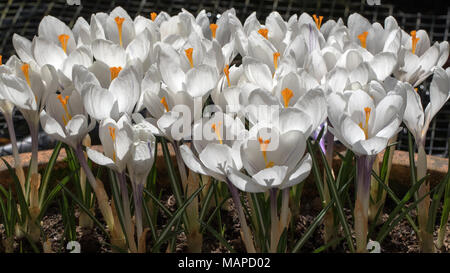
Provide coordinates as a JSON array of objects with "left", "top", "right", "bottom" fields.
[
  {"left": 252, "top": 165, "right": 288, "bottom": 188},
  {"left": 185, "top": 64, "right": 218, "bottom": 97},
  {"left": 281, "top": 153, "right": 312, "bottom": 189},
  {"left": 180, "top": 144, "right": 209, "bottom": 176},
  {"left": 227, "top": 167, "right": 267, "bottom": 193}
]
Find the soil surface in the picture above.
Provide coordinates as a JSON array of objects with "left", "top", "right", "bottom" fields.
[{"left": 1, "top": 192, "right": 448, "bottom": 253}]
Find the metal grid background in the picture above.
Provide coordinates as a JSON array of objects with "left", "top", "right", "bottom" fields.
[{"left": 0, "top": 0, "right": 449, "bottom": 156}]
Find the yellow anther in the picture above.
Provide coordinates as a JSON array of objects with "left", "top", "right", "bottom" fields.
[
  {"left": 411, "top": 30, "right": 420, "bottom": 54},
  {"left": 313, "top": 14, "right": 323, "bottom": 30},
  {"left": 185, "top": 48, "right": 194, "bottom": 68},
  {"left": 273, "top": 52, "right": 280, "bottom": 70},
  {"left": 58, "top": 34, "right": 69, "bottom": 53},
  {"left": 414, "top": 87, "right": 419, "bottom": 93},
  {"left": 114, "top": 16, "right": 125, "bottom": 47},
  {"left": 210, "top": 23, "right": 218, "bottom": 39},
  {"left": 281, "top": 88, "right": 294, "bottom": 108},
  {"left": 258, "top": 137, "right": 274, "bottom": 168},
  {"left": 110, "top": 66, "right": 122, "bottom": 80},
  {"left": 108, "top": 126, "right": 117, "bottom": 162},
  {"left": 160, "top": 96, "right": 169, "bottom": 112},
  {"left": 358, "top": 107, "right": 371, "bottom": 140},
  {"left": 211, "top": 122, "right": 223, "bottom": 144},
  {"left": 258, "top": 28, "right": 269, "bottom": 39},
  {"left": 21, "top": 63, "right": 31, "bottom": 86},
  {"left": 358, "top": 31, "right": 369, "bottom": 49},
  {"left": 223, "top": 65, "right": 231, "bottom": 87},
  {"left": 57, "top": 94, "right": 72, "bottom": 125},
  {"left": 151, "top": 12, "right": 157, "bottom": 21}
]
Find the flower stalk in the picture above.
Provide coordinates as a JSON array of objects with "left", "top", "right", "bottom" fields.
[
  {"left": 226, "top": 179, "right": 256, "bottom": 253},
  {"left": 354, "top": 154, "right": 376, "bottom": 253},
  {"left": 416, "top": 142, "right": 435, "bottom": 253}
]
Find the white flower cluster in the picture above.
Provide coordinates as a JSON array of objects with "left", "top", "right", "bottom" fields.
[{"left": 0, "top": 6, "right": 449, "bottom": 195}]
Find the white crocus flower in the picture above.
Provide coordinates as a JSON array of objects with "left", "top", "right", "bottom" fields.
[
  {"left": 179, "top": 111, "right": 255, "bottom": 253},
  {"left": 327, "top": 85, "right": 406, "bottom": 156},
  {"left": 75, "top": 65, "right": 140, "bottom": 121},
  {"left": 86, "top": 115, "right": 133, "bottom": 173},
  {"left": 12, "top": 16, "right": 94, "bottom": 89},
  {"left": 196, "top": 8, "right": 236, "bottom": 47},
  {"left": 40, "top": 88, "right": 95, "bottom": 148},
  {"left": 180, "top": 111, "right": 246, "bottom": 182},
  {"left": 211, "top": 64, "right": 245, "bottom": 114},
  {"left": 159, "top": 9, "right": 204, "bottom": 44},
  {"left": 239, "top": 11, "right": 289, "bottom": 54},
  {"left": 0, "top": 56, "right": 58, "bottom": 176},
  {"left": 327, "top": 81, "right": 406, "bottom": 252},
  {"left": 395, "top": 29, "right": 449, "bottom": 87},
  {"left": 239, "top": 57, "right": 326, "bottom": 130},
  {"left": 403, "top": 67, "right": 450, "bottom": 146},
  {"left": 0, "top": 55, "right": 26, "bottom": 186},
  {"left": 227, "top": 109, "right": 312, "bottom": 193},
  {"left": 402, "top": 67, "right": 450, "bottom": 252},
  {"left": 143, "top": 42, "right": 217, "bottom": 141},
  {"left": 127, "top": 116, "right": 156, "bottom": 240},
  {"left": 333, "top": 48, "right": 398, "bottom": 88}
]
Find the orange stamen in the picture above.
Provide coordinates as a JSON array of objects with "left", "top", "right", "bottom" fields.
[
  {"left": 313, "top": 14, "right": 323, "bottom": 30},
  {"left": 210, "top": 24, "right": 218, "bottom": 39},
  {"left": 281, "top": 88, "right": 294, "bottom": 108},
  {"left": 411, "top": 31, "right": 420, "bottom": 54},
  {"left": 0, "top": 55, "right": 2, "bottom": 65},
  {"left": 185, "top": 48, "right": 194, "bottom": 68},
  {"left": 211, "top": 122, "right": 223, "bottom": 144},
  {"left": 160, "top": 97, "right": 169, "bottom": 112},
  {"left": 358, "top": 107, "right": 371, "bottom": 139},
  {"left": 358, "top": 31, "right": 369, "bottom": 49},
  {"left": 151, "top": 12, "right": 157, "bottom": 21},
  {"left": 223, "top": 65, "right": 231, "bottom": 87},
  {"left": 258, "top": 137, "right": 274, "bottom": 168},
  {"left": 108, "top": 126, "right": 117, "bottom": 162},
  {"left": 114, "top": 16, "right": 125, "bottom": 47},
  {"left": 258, "top": 28, "right": 269, "bottom": 39},
  {"left": 273, "top": 52, "right": 280, "bottom": 70},
  {"left": 58, "top": 34, "right": 69, "bottom": 53},
  {"left": 21, "top": 63, "right": 31, "bottom": 86},
  {"left": 57, "top": 94, "right": 72, "bottom": 125},
  {"left": 110, "top": 66, "right": 122, "bottom": 80}
]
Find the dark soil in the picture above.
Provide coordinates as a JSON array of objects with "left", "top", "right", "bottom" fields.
[{"left": 1, "top": 192, "right": 448, "bottom": 253}]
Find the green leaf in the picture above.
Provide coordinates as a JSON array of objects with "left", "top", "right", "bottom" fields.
[
  {"left": 60, "top": 183, "right": 109, "bottom": 237},
  {"left": 38, "top": 141, "right": 62, "bottom": 208},
  {"left": 152, "top": 184, "right": 205, "bottom": 250},
  {"left": 199, "top": 220, "right": 236, "bottom": 253},
  {"left": 369, "top": 170, "right": 419, "bottom": 236},
  {"left": 376, "top": 174, "right": 431, "bottom": 242},
  {"left": 318, "top": 141, "right": 355, "bottom": 253}
]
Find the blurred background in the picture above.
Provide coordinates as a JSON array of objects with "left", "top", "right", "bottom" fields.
[{"left": 0, "top": 0, "right": 449, "bottom": 157}]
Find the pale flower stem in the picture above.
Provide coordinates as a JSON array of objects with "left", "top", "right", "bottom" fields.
[
  {"left": 416, "top": 143, "right": 435, "bottom": 253},
  {"left": 28, "top": 119, "right": 39, "bottom": 176},
  {"left": 323, "top": 130, "right": 336, "bottom": 245},
  {"left": 226, "top": 179, "right": 256, "bottom": 253},
  {"left": 131, "top": 180, "right": 144, "bottom": 242},
  {"left": 279, "top": 188, "right": 290, "bottom": 233},
  {"left": 117, "top": 171, "right": 138, "bottom": 253},
  {"left": 74, "top": 144, "right": 115, "bottom": 235},
  {"left": 270, "top": 188, "right": 279, "bottom": 253},
  {"left": 74, "top": 143, "right": 97, "bottom": 189},
  {"left": 355, "top": 154, "right": 376, "bottom": 253},
  {"left": 4, "top": 113, "right": 26, "bottom": 189}
]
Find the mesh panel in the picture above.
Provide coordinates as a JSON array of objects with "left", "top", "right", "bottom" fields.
[{"left": 0, "top": 0, "right": 449, "bottom": 156}]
